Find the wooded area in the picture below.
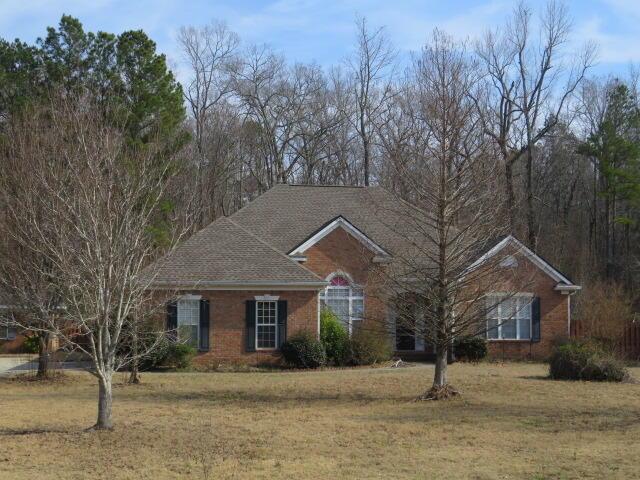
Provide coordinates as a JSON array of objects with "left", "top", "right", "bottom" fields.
[{"left": 1, "top": 5, "right": 638, "bottom": 291}]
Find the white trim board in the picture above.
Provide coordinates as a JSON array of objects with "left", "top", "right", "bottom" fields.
[
  {"left": 466, "top": 235, "right": 581, "bottom": 289},
  {"left": 287, "top": 216, "right": 391, "bottom": 257},
  {"left": 151, "top": 281, "right": 327, "bottom": 291}
]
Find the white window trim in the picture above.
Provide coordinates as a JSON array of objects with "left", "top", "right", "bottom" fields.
[
  {"left": 255, "top": 300, "right": 278, "bottom": 350},
  {"left": 0, "top": 306, "right": 14, "bottom": 340},
  {"left": 486, "top": 294, "right": 533, "bottom": 341},
  {"left": 255, "top": 295, "right": 279, "bottom": 301},
  {"left": 179, "top": 294, "right": 202, "bottom": 301},
  {"left": 319, "top": 273, "right": 365, "bottom": 336}
]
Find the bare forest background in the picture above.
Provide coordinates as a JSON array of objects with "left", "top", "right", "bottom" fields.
[{"left": 2, "top": 1, "right": 639, "bottom": 318}]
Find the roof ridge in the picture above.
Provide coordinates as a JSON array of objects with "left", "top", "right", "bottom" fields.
[
  {"left": 283, "top": 183, "right": 367, "bottom": 188},
  {"left": 225, "top": 217, "right": 326, "bottom": 282}
]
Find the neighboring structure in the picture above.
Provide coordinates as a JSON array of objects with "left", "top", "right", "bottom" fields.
[
  {"left": 0, "top": 295, "right": 22, "bottom": 354},
  {"left": 146, "top": 184, "right": 581, "bottom": 364}
]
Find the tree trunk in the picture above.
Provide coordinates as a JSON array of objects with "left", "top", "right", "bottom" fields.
[
  {"left": 433, "top": 344, "right": 448, "bottom": 388},
  {"left": 128, "top": 328, "right": 141, "bottom": 384},
  {"left": 128, "top": 360, "right": 140, "bottom": 384},
  {"left": 95, "top": 375, "right": 114, "bottom": 430},
  {"left": 36, "top": 334, "right": 50, "bottom": 378},
  {"left": 505, "top": 160, "right": 516, "bottom": 233},
  {"left": 525, "top": 146, "right": 537, "bottom": 249}
]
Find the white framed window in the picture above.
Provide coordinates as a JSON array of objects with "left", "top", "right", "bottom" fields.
[
  {"left": 0, "top": 309, "right": 17, "bottom": 340},
  {"left": 486, "top": 295, "right": 532, "bottom": 340},
  {"left": 0, "top": 325, "right": 16, "bottom": 340},
  {"left": 177, "top": 297, "right": 200, "bottom": 348},
  {"left": 319, "top": 273, "right": 364, "bottom": 335},
  {"left": 256, "top": 300, "right": 277, "bottom": 349}
]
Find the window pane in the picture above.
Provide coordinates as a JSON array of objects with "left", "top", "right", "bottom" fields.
[
  {"left": 256, "top": 301, "right": 277, "bottom": 348},
  {"left": 177, "top": 299, "right": 200, "bottom": 347},
  {"left": 351, "top": 319, "right": 363, "bottom": 333},
  {"left": 330, "top": 276, "right": 349, "bottom": 286},
  {"left": 178, "top": 325, "right": 198, "bottom": 348},
  {"left": 486, "top": 297, "right": 499, "bottom": 318},
  {"left": 518, "top": 317, "right": 531, "bottom": 339},
  {"left": 487, "top": 318, "right": 499, "bottom": 339},
  {"left": 351, "top": 287, "right": 364, "bottom": 297},
  {"left": 326, "top": 298, "right": 349, "bottom": 328},
  {"left": 517, "top": 298, "right": 532, "bottom": 319},
  {"left": 352, "top": 298, "right": 364, "bottom": 319},
  {"left": 501, "top": 318, "right": 517, "bottom": 339},
  {"left": 501, "top": 298, "right": 515, "bottom": 320},
  {"left": 257, "top": 325, "right": 276, "bottom": 349},
  {"left": 326, "top": 287, "right": 349, "bottom": 298}
]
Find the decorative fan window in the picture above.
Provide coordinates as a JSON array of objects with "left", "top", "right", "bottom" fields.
[{"left": 319, "top": 273, "right": 364, "bottom": 335}]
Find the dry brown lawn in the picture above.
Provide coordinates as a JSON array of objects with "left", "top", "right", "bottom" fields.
[{"left": 1, "top": 362, "right": 639, "bottom": 480}]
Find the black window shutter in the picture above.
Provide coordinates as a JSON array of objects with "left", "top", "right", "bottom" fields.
[
  {"left": 166, "top": 301, "right": 178, "bottom": 340},
  {"left": 531, "top": 297, "right": 541, "bottom": 342},
  {"left": 199, "top": 299, "right": 210, "bottom": 351},
  {"left": 246, "top": 300, "right": 256, "bottom": 352},
  {"left": 277, "top": 300, "right": 287, "bottom": 349}
]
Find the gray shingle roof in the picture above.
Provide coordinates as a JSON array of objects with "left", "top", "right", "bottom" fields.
[
  {"left": 147, "top": 184, "right": 433, "bottom": 288},
  {"left": 231, "top": 184, "right": 426, "bottom": 256},
  {"left": 148, "top": 216, "right": 325, "bottom": 287}
]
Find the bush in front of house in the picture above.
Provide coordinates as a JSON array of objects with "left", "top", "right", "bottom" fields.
[
  {"left": 281, "top": 331, "right": 327, "bottom": 369},
  {"left": 139, "top": 340, "right": 197, "bottom": 370},
  {"left": 320, "top": 308, "right": 351, "bottom": 366},
  {"left": 548, "top": 339, "right": 629, "bottom": 382},
  {"left": 164, "top": 343, "right": 197, "bottom": 369},
  {"left": 22, "top": 335, "right": 41, "bottom": 354},
  {"left": 348, "top": 328, "right": 393, "bottom": 366},
  {"left": 453, "top": 336, "right": 488, "bottom": 362}
]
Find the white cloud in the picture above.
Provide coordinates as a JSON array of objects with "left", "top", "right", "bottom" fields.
[{"left": 576, "top": 14, "right": 640, "bottom": 64}]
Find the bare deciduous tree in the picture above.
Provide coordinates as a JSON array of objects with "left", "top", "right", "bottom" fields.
[
  {"left": 347, "top": 16, "right": 396, "bottom": 186},
  {"left": 372, "top": 31, "right": 528, "bottom": 399},
  {"left": 476, "top": 0, "right": 595, "bottom": 248},
  {"left": 0, "top": 96, "right": 183, "bottom": 429}
]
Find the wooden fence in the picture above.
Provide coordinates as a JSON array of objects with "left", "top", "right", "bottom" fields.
[{"left": 570, "top": 320, "right": 640, "bottom": 361}]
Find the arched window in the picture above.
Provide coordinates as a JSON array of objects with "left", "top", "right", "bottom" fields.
[{"left": 319, "top": 273, "right": 364, "bottom": 334}]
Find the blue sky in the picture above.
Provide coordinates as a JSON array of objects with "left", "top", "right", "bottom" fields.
[{"left": 1, "top": 0, "right": 638, "bottom": 83}]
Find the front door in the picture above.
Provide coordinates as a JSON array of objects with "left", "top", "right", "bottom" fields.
[{"left": 395, "top": 310, "right": 416, "bottom": 351}]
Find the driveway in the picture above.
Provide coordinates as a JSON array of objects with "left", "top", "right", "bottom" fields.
[{"left": 0, "top": 354, "right": 91, "bottom": 376}]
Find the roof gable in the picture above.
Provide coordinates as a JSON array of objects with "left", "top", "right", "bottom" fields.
[
  {"left": 288, "top": 215, "right": 391, "bottom": 257},
  {"left": 467, "top": 235, "right": 580, "bottom": 291},
  {"left": 230, "top": 184, "right": 427, "bottom": 258}
]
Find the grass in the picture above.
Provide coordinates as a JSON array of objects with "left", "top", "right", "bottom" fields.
[{"left": 1, "top": 363, "right": 639, "bottom": 480}]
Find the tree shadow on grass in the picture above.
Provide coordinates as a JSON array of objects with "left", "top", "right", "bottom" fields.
[
  {"left": 0, "top": 427, "right": 75, "bottom": 436},
  {"left": 518, "top": 375, "right": 551, "bottom": 381},
  {"left": 359, "top": 399, "right": 640, "bottom": 433},
  {"left": 128, "top": 388, "right": 407, "bottom": 407}
]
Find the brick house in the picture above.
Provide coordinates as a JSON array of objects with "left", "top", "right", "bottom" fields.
[{"left": 145, "top": 184, "right": 580, "bottom": 365}]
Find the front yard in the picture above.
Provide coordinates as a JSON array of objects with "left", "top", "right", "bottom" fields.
[{"left": 1, "top": 362, "right": 639, "bottom": 480}]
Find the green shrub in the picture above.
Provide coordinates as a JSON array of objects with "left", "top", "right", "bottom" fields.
[
  {"left": 281, "top": 331, "right": 326, "bottom": 369},
  {"left": 164, "top": 343, "right": 197, "bottom": 369},
  {"left": 22, "top": 336, "right": 40, "bottom": 354},
  {"left": 453, "top": 336, "right": 487, "bottom": 362},
  {"left": 320, "top": 309, "right": 350, "bottom": 365},
  {"left": 549, "top": 340, "right": 628, "bottom": 382},
  {"left": 349, "top": 328, "right": 392, "bottom": 366}
]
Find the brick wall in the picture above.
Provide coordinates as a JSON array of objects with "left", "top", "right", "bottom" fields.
[
  {"left": 178, "top": 289, "right": 318, "bottom": 367},
  {"left": 0, "top": 335, "right": 26, "bottom": 354},
  {"left": 160, "top": 229, "right": 571, "bottom": 365},
  {"left": 304, "top": 227, "right": 388, "bottom": 327},
  {"left": 483, "top": 247, "right": 570, "bottom": 361}
]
